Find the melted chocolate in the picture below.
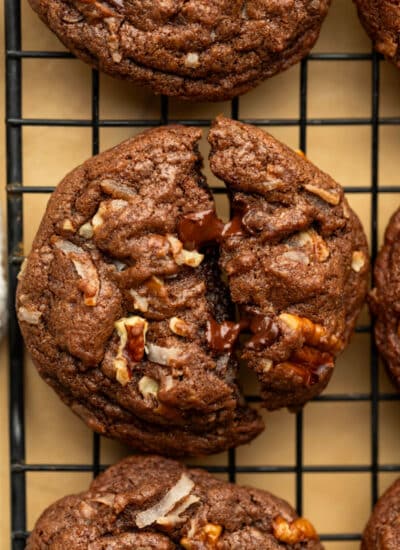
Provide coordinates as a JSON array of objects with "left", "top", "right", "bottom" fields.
[
  {"left": 244, "top": 313, "right": 280, "bottom": 350},
  {"left": 206, "top": 317, "right": 242, "bottom": 352},
  {"left": 283, "top": 346, "right": 334, "bottom": 386},
  {"left": 178, "top": 210, "right": 225, "bottom": 249}
]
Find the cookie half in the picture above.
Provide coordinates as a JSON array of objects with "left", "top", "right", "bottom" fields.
[
  {"left": 362, "top": 478, "right": 400, "bottom": 549},
  {"left": 27, "top": 454, "right": 324, "bottom": 549},
  {"left": 354, "top": 0, "right": 400, "bottom": 68},
  {"left": 369, "top": 208, "right": 400, "bottom": 390},
  {"left": 28, "top": 0, "right": 331, "bottom": 101},
  {"left": 16, "top": 126, "right": 263, "bottom": 456},
  {"left": 208, "top": 116, "right": 369, "bottom": 411}
]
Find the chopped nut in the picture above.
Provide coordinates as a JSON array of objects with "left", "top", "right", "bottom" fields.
[
  {"left": 288, "top": 229, "right": 329, "bottom": 263},
  {"left": 185, "top": 52, "right": 200, "bottom": 68},
  {"left": 91, "top": 199, "right": 129, "bottom": 229},
  {"left": 304, "top": 183, "right": 341, "bottom": 206},
  {"left": 280, "top": 250, "right": 310, "bottom": 265},
  {"left": 351, "top": 250, "right": 365, "bottom": 273},
  {"left": 146, "top": 276, "right": 168, "bottom": 297},
  {"left": 138, "top": 376, "right": 159, "bottom": 399},
  {"left": 181, "top": 523, "right": 223, "bottom": 549},
  {"left": 279, "top": 313, "right": 339, "bottom": 352},
  {"left": 18, "top": 306, "right": 42, "bottom": 325},
  {"left": 146, "top": 343, "right": 182, "bottom": 367},
  {"left": 114, "top": 316, "right": 148, "bottom": 386},
  {"left": 17, "top": 258, "right": 28, "bottom": 281},
  {"left": 169, "top": 317, "right": 192, "bottom": 337},
  {"left": 342, "top": 202, "right": 351, "bottom": 219},
  {"left": 260, "top": 358, "right": 273, "bottom": 372},
  {"left": 79, "top": 222, "right": 94, "bottom": 239},
  {"left": 72, "top": 258, "right": 99, "bottom": 306},
  {"left": 290, "top": 231, "right": 312, "bottom": 247},
  {"left": 260, "top": 179, "right": 283, "bottom": 191},
  {"left": 129, "top": 289, "right": 149, "bottom": 313},
  {"left": 164, "top": 374, "right": 174, "bottom": 391},
  {"left": 112, "top": 52, "right": 122, "bottom": 63},
  {"left": 167, "top": 235, "right": 204, "bottom": 267},
  {"left": 377, "top": 37, "right": 397, "bottom": 58},
  {"left": 79, "top": 501, "right": 96, "bottom": 519},
  {"left": 273, "top": 516, "right": 318, "bottom": 544},
  {"left": 100, "top": 178, "right": 137, "bottom": 200},
  {"left": 52, "top": 237, "right": 100, "bottom": 306},
  {"left": 114, "top": 358, "right": 131, "bottom": 386},
  {"left": 62, "top": 219, "right": 75, "bottom": 232}
]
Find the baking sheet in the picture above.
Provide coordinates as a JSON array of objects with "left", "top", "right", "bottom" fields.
[{"left": 1, "top": 1, "right": 400, "bottom": 548}]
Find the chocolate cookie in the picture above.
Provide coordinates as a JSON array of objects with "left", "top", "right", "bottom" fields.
[
  {"left": 27, "top": 0, "right": 331, "bottom": 101},
  {"left": 369, "top": 208, "right": 400, "bottom": 390},
  {"left": 16, "top": 125, "right": 263, "bottom": 456},
  {"left": 208, "top": 116, "right": 369, "bottom": 411},
  {"left": 354, "top": 0, "right": 400, "bottom": 68},
  {"left": 362, "top": 478, "right": 400, "bottom": 549},
  {"left": 27, "top": 455, "right": 324, "bottom": 549}
]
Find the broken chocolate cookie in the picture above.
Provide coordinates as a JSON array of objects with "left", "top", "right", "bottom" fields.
[
  {"left": 17, "top": 125, "right": 263, "bottom": 456},
  {"left": 28, "top": 0, "right": 331, "bottom": 101},
  {"left": 369, "top": 208, "right": 400, "bottom": 390},
  {"left": 27, "top": 455, "right": 324, "bottom": 550},
  {"left": 354, "top": 0, "right": 400, "bottom": 68},
  {"left": 208, "top": 116, "right": 369, "bottom": 411}
]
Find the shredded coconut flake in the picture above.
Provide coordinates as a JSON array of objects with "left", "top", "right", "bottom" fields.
[
  {"left": 156, "top": 494, "right": 200, "bottom": 526},
  {"left": 135, "top": 473, "right": 194, "bottom": 529}
]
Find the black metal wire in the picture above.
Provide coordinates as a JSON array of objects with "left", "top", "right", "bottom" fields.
[{"left": 6, "top": 2, "right": 399, "bottom": 546}]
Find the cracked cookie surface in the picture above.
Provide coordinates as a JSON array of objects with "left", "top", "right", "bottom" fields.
[
  {"left": 209, "top": 116, "right": 369, "bottom": 411},
  {"left": 362, "top": 478, "right": 400, "bottom": 549},
  {"left": 16, "top": 125, "right": 263, "bottom": 456},
  {"left": 28, "top": 0, "right": 330, "bottom": 101},
  {"left": 27, "top": 454, "right": 324, "bottom": 550},
  {"left": 369, "top": 208, "right": 400, "bottom": 391},
  {"left": 354, "top": 1, "right": 400, "bottom": 68}
]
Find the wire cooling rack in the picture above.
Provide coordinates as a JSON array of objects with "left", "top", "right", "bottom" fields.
[{"left": 5, "top": 1, "right": 400, "bottom": 548}]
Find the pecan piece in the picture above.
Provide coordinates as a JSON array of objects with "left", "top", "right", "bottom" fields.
[
  {"left": 273, "top": 515, "right": 318, "bottom": 544},
  {"left": 351, "top": 250, "right": 366, "bottom": 273},
  {"left": 181, "top": 523, "right": 223, "bottom": 549},
  {"left": 167, "top": 235, "right": 204, "bottom": 267},
  {"left": 279, "top": 313, "right": 340, "bottom": 353},
  {"left": 114, "top": 316, "right": 148, "bottom": 386},
  {"left": 169, "top": 317, "right": 192, "bottom": 338}
]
